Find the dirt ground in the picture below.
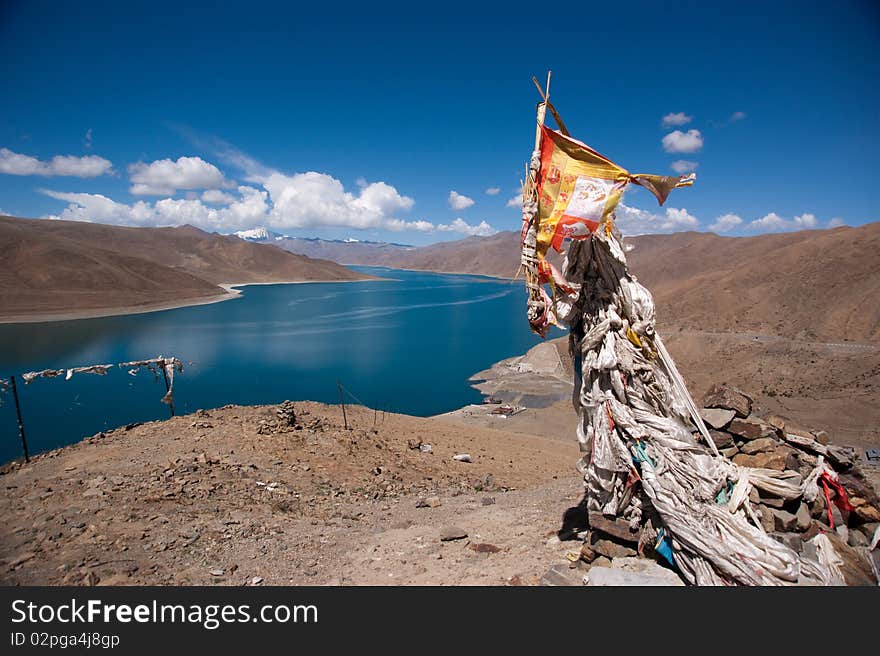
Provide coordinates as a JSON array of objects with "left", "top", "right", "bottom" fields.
[{"left": 0, "top": 402, "right": 585, "bottom": 586}]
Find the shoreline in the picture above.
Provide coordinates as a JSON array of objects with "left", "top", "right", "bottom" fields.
[{"left": 0, "top": 277, "right": 378, "bottom": 325}]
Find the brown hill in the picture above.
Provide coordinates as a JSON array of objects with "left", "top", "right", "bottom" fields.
[
  {"left": 303, "top": 224, "right": 879, "bottom": 342},
  {"left": 0, "top": 216, "right": 370, "bottom": 321}
]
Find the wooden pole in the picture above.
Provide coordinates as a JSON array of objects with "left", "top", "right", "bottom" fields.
[
  {"left": 10, "top": 375, "right": 29, "bottom": 463},
  {"left": 337, "top": 381, "right": 348, "bottom": 430},
  {"left": 161, "top": 367, "right": 175, "bottom": 417}
]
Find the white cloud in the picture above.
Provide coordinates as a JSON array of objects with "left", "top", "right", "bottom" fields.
[
  {"left": 448, "top": 190, "right": 475, "bottom": 210},
  {"left": 40, "top": 137, "right": 493, "bottom": 237},
  {"left": 263, "top": 172, "right": 415, "bottom": 232},
  {"left": 485, "top": 187, "right": 500, "bottom": 196},
  {"left": 827, "top": 217, "right": 846, "bottom": 228},
  {"left": 671, "top": 160, "right": 699, "bottom": 174},
  {"left": 748, "top": 212, "right": 818, "bottom": 232},
  {"left": 662, "top": 112, "right": 692, "bottom": 128},
  {"left": 128, "top": 156, "right": 230, "bottom": 196},
  {"left": 0, "top": 148, "right": 113, "bottom": 178},
  {"left": 84, "top": 129, "right": 93, "bottom": 150},
  {"left": 201, "top": 189, "right": 238, "bottom": 205},
  {"left": 708, "top": 213, "right": 743, "bottom": 233},
  {"left": 436, "top": 218, "right": 497, "bottom": 237},
  {"left": 40, "top": 185, "right": 270, "bottom": 232},
  {"left": 730, "top": 111, "right": 747, "bottom": 122},
  {"left": 506, "top": 192, "right": 523, "bottom": 208},
  {"left": 615, "top": 203, "right": 700, "bottom": 235},
  {"left": 662, "top": 129, "right": 703, "bottom": 154}
]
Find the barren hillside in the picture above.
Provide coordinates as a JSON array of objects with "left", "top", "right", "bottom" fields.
[
  {"left": 293, "top": 224, "right": 880, "bottom": 342},
  {"left": 0, "top": 216, "right": 371, "bottom": 321}
]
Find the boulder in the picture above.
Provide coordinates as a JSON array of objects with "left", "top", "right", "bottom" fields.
[
  {"left": 588, "top": 512, "right": 639, "bottom": 544},
  {"left": 770, "top": 532, "right": 803, "bottom": 553},
  {"left": 795, "top": 503, "right": 812, "bottom": 532},
  {"left": 703, "top": 384, "right": 752, "bottom": 418},
  {"left": 772, "top": 508, "right": 798, "bottom": 532},
  {"left": 826, "top": 445, "right": 856, "bottom": 470},
  {"left": 586, "top": 558, "right": 684, "bottom": 586},
  {"left": 709, "top": 430, "right": 735, "bottom": 450},
  {"left": 439, "top": 526, "right": 468, "bottom": 541},
  {"left": 700, "top": 408, "right": 735, "bottom": 430},
  {"left": 756, "top": 505, "right": 776, "bottom": 533},
  {"left": 740, "top": 437, "right": 778, "bottom": 455},
  {"left": 728, "top": 417, "right": 775, "bottom": 441},
  {"left": 540, "top": 564, "right": 584, "bottom": 586},
  {"left": 588, "top": 533, "right": 637, "bottom": 559},
  {"left": 812, "top": 430, "right": 830, "bottom": 445},
  {"left": 733, "top": 452, "right": 786, "bottom": 471}
]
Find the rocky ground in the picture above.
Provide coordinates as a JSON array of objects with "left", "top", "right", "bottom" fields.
[{"left": 1, "top": 402, "right": 592, "bottom": 586}]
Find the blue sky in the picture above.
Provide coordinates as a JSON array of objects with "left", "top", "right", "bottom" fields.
[{"left": 1, "top": 0, "right": 878, "bottom": 245}]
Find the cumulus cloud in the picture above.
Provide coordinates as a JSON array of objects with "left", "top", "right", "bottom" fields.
[
  {"left": 40, "top": 136, "right": 495, "bottom": 237},
  {"left": 671, "top": 160, "right": 699, "bottom": 174},
  {"left": 662, "top": 130, "right": 703, "bottom": 154},
  {"left": 662, "top": 112, "right": 692, "bottom": 128},
  {"left": 615, "top": 203, "right": 699, "bottom": 235},
  {"left": 128, "top": 156, "right": 231, "bottom": 196},
  {"left": 436, "top": 218, "right": 497, "bottom": 237},
  {"left": 0, "top": 148, "right": 113, "bottom": 178},
  {"left": 827, "top": 217, "right": 846, "bottom": 228},
  {"left": 41, "top": 186, "right": 271, "bottom": 232},
  {"left": 262, "top": 172, "right": 416, "bottom": 232},
  {"left": 448, "top": 190, "right": 475, "bottom": 210},
  {"left": 485, "top": 187, "right": 500, "bottom": 196},
  {"left": 748, "top": 212, "right": 818, "bottom": 232},
  {"left": 708, "top": 213, "right": 743, "bottom": 233},
  {"left": 506, "top": 192, "right": 523, "bottom": 208},
  {"left": 201, "top": 189, "right": 238, "bottom": 205}
]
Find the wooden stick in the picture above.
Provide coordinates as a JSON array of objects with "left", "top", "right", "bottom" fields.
[{"left": 10, "top": 375, "right": 29, "bottom": 463}]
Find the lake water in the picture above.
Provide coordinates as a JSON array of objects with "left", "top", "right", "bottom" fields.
[{"left": 0, "top": 267, "right": 560, "bottom": 463}]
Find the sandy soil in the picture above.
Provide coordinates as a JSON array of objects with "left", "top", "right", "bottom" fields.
[{"left": 0, "top": 402, "right": 583, "bottom": 586}]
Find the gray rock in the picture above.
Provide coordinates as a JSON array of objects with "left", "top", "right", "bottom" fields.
[
  {"left": 452, "top": 453, "right": 471, "bottom": 463},
  {"left": 439, "top": 526, "right": 468, "bottom": 541},
  {"left": 539, "top": 564, "right": 584, "bottom": 586},
  {"left": 709, "top": 430, "right": 736, "bottom": 450},
  {"left": 703, "top": 384, "right": 752, "bottom": 418},
  {"left": 416, "top": 496, "right": 441, "bottom": 508},
  {"left": 770, "top": 532, "right": 803, "bottom": 553},
  {"left": 720, "top": 446, "right": 740, "bottom": 458},
  {"left": 587, "top": 558, "right": 684, "bottom": 586},
  {"left": 772, "top": 508, "right": 798, "bottom": 532},
  {"left": 757, "top": 505, "right": 776, "bottom": 533},
  {"left": 795, "top": 503, "right": 812, "bottom": 532},
  {"left": 826, "top": 445, "right": 856, "bottom": 470},
  {"left": 759, "top": 493, "right": 785, "bottom": 509},
  {"left": 740, "top": 437, "right": 777, "bottom": 455},
  {"left": 588, "top": 512, "right": 639, "bottom": 544},
  {"left": 848, "top": 529, "right": 869, "bottom": 548},
  {"left": 589, "top": 534, "right": 637, "bottom": 559},
  {"left": 700, "top": 408, "right": 735, "bottom": 430},
  {"left": 728, "top": 417, "right": 775, "bottom": 441},
  {"left": 812, "top": 430, "right": 830, "bottom": 445}
]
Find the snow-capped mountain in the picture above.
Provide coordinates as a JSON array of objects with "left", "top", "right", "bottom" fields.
[{"left": 233, "top": 227, "right": 284, "bottom": 242}]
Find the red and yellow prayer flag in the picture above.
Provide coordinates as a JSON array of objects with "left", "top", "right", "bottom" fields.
[{"left": 535, "top": 124, "right": 695, "bottom": 257}]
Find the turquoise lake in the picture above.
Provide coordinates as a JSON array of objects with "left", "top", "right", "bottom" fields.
[{"left": 0, "top": 267, "right": 560, "bottom": 463}]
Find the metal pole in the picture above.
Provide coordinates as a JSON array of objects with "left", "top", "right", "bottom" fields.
[
  {"left": 9, "top": 375, "right": 29, "bottom": 463},
  {"left": 337, "top": 381, "right": 348, "bottom": 430},
  {"left": 161, "top": 367, "right": 175, "bottom": 417}
]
